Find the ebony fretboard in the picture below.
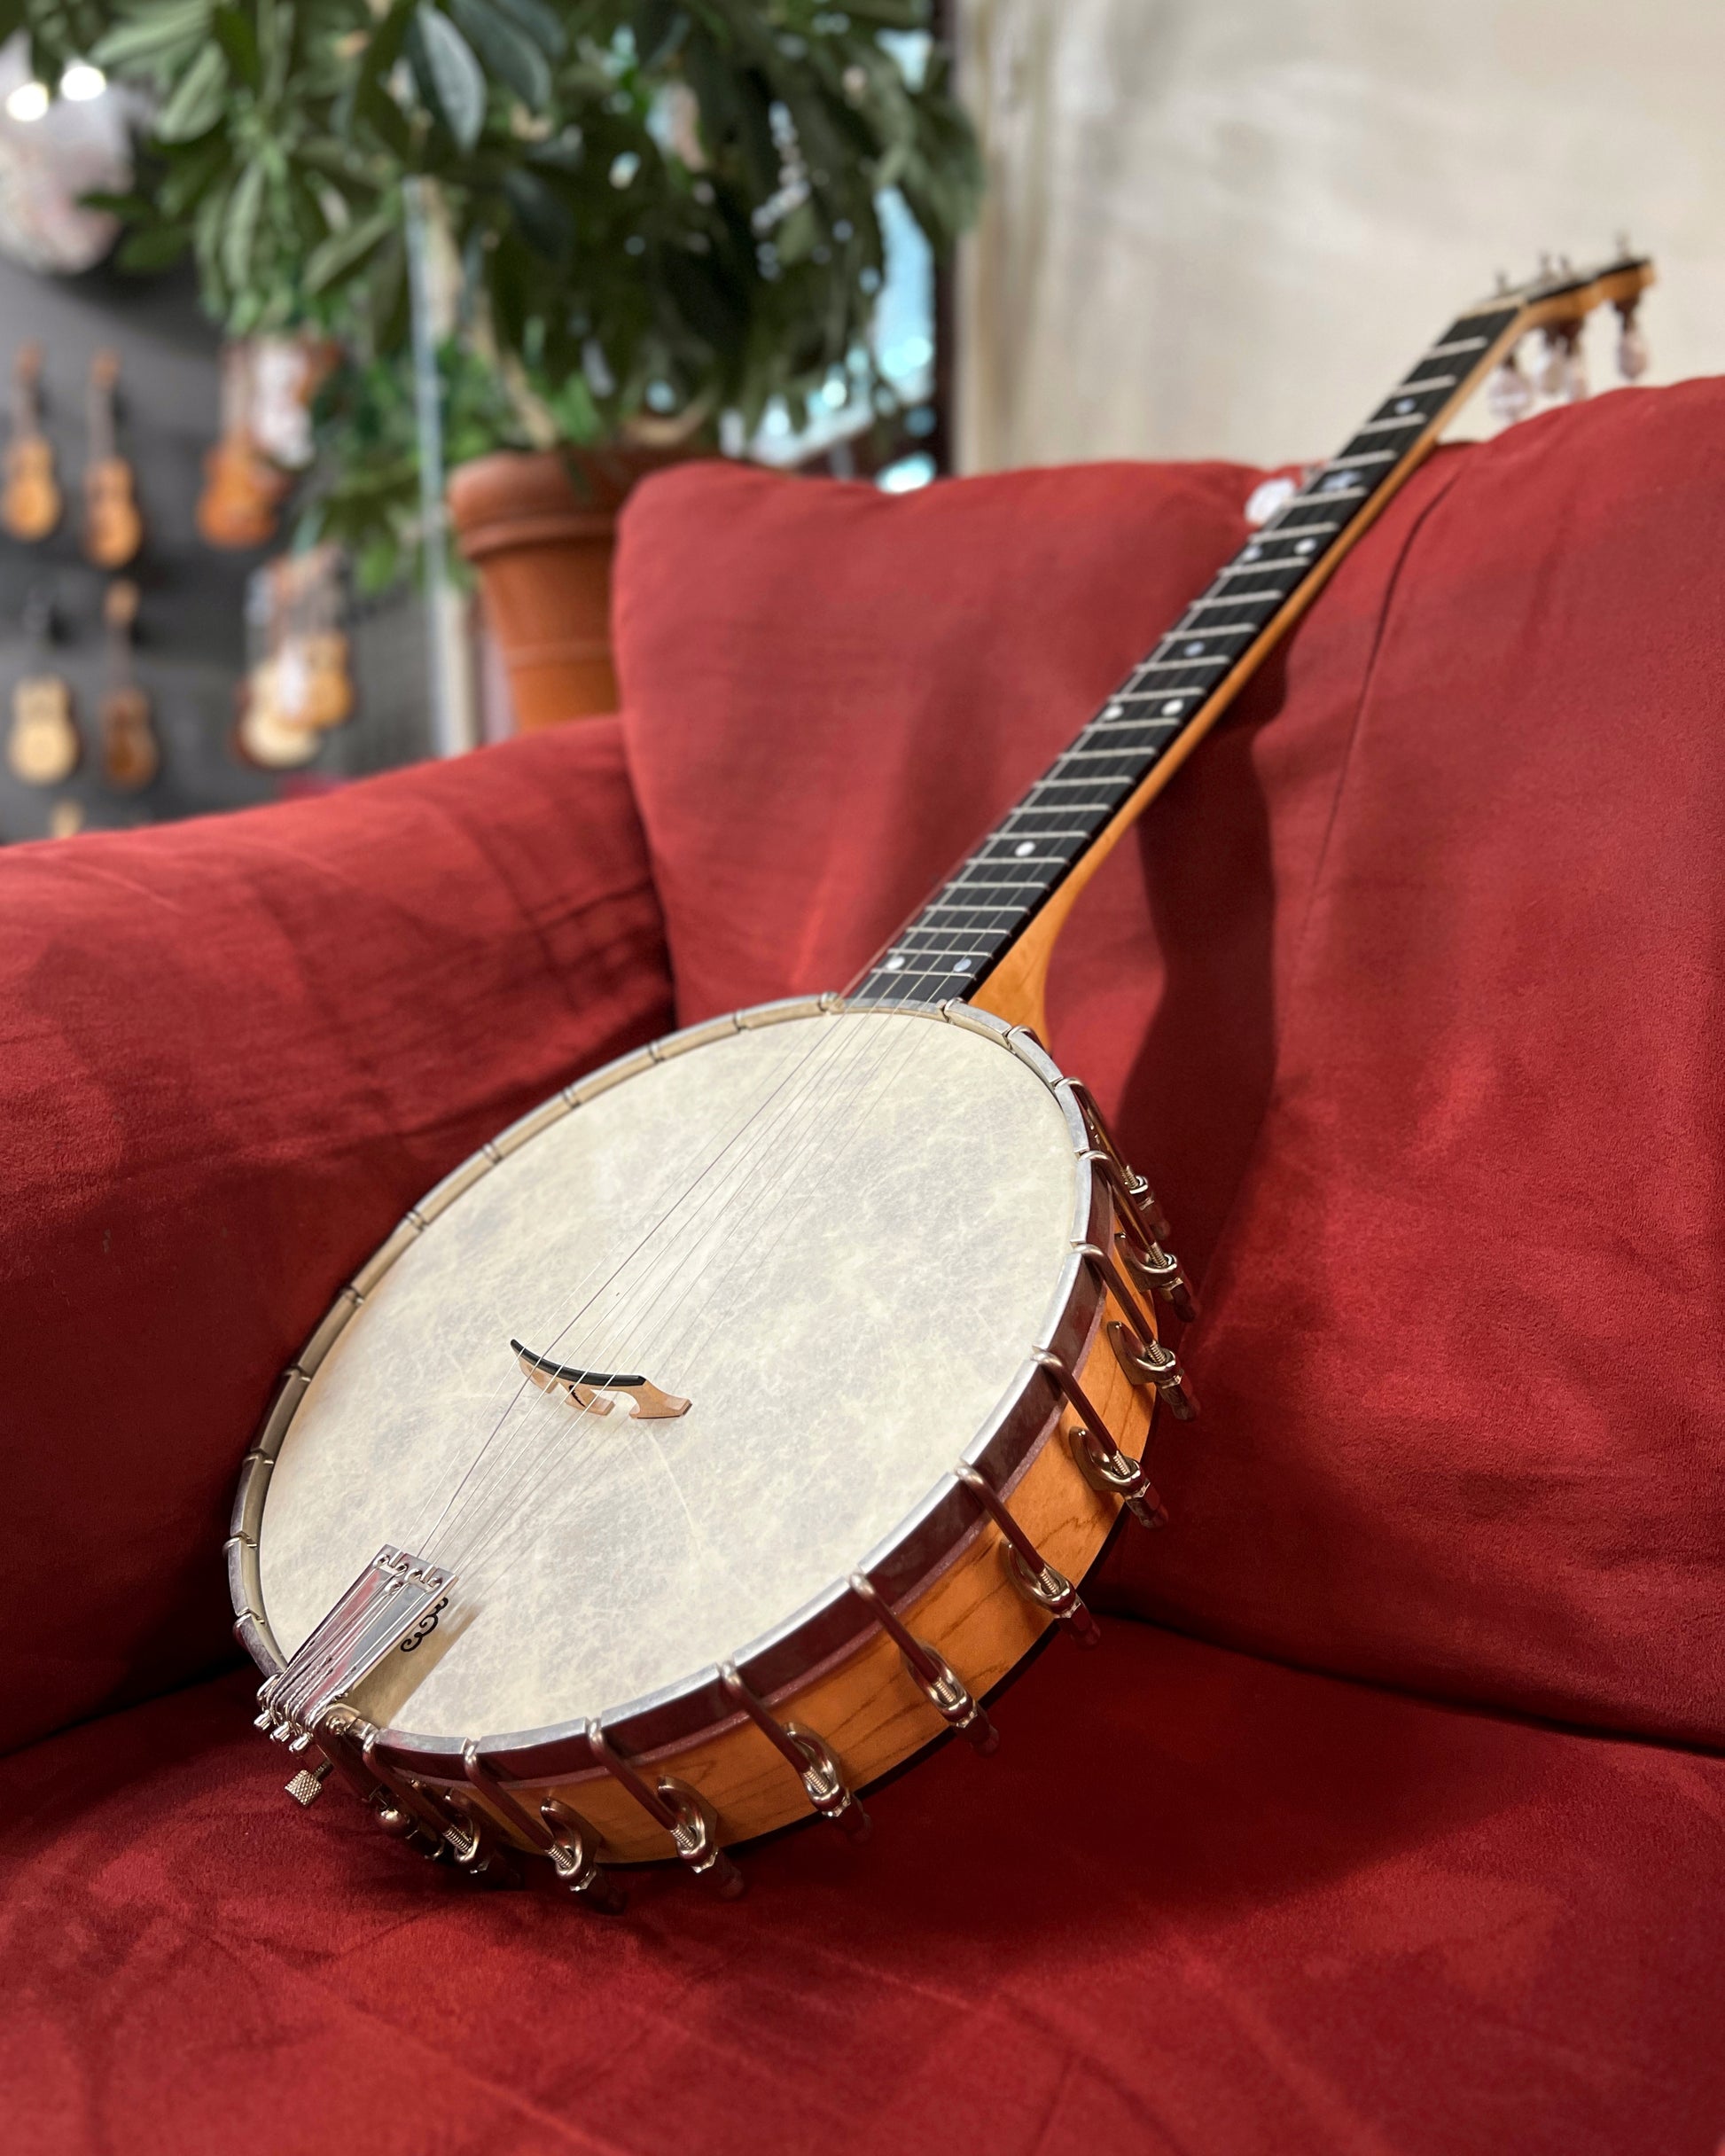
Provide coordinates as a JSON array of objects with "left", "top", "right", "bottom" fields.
[{"left": 849, "top": 301, "right": 1522, "bottom": 1008}]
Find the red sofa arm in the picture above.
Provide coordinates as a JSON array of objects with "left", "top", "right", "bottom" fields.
[{"left": 0, "top": 716, "right": 673, "bottom": 1756}]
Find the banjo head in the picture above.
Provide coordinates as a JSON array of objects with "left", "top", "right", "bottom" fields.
[{"left": 231, "top": 998, "right": 1168, "bottom": 1867}]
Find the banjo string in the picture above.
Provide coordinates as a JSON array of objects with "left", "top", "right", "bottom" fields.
[
  {"left": 450, "top": 1007, "right": 932, "bottom": 1582},
  {"left": 425, "top": 1006, "right": 888, "bottom": 1564},
  {"left": 448, "top": 1009, "right": 931, "bottom": 1586},
  {"left": 437, "top": 1006, "right": 898, "bottom": 1570},
  {"left": 449, "top": 1009, "right": 925, "bottom": 1574},
  {"left": 425, "top": 1012, "right": 865, "bottom": 1563},
  {"left": 416, "top": 1009, "right": 858, "bottom": 1556}
]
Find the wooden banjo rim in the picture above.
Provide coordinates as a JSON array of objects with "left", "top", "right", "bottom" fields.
[{"left": 229, "top": 994, "right": 1112, "bottom": 1780}]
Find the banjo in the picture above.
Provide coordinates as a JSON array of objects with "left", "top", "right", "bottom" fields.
[{"left": 230, "top": 253, "right": 1652, "bottom": 1906}]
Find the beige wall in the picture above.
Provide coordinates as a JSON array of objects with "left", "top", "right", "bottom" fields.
[{"left": 956, "top": 0, "right": 1725, "bottom": 471}]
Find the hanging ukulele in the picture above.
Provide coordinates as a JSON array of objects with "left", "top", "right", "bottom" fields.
[
  {"left": 3, "top": 343, "right": 61, "bottom": 543},
  {"left": 7, "top": 590, "right": 79, "bottom": 785},
  {"left": 83, "top": 350, "right": 143, "bottom": 570},
  {"left": 237, "top": 547, "right": 354, "bottom": 769},
  {"left": 198, "top": 342, "right": 288, "bottom": 551},
  {"left": 99, "top": 579, "right": 158, "bottom": 791}
]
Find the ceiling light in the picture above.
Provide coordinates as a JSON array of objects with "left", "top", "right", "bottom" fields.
[
  {"left": 5, "top": 81, "right": 51, "bottom": 122},
  {"left": 61, "top": 63, "right": 106, "bottom": 101}
]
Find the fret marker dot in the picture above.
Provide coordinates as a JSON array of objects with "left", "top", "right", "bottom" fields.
[
  {"left": 1014, "top": 840, "right": 1035, "bottom": 856},
  {"left": 1242, "top": 544, "right": 1262, "bottom": 561},
  {"left": 1183, "top": 639, "right": 1206, "bottom": 656},
  {"left": 1294, "top": 538, "right": 1317, "bottom": 554},
  {"left": 1394, "top": 396, "right": 1417, "bottom": 414},
  {"left": 1163, "top": 699, "right": 1183, "bottom": 716},
  {"left": 884, "top": 955, "right": 905, "bottom": 972},
  {"left": 951, "top": 957, "right": 976, "bottom": 973},
  {"left": 1104, "top": 702, "right": 1123, "bottom": 718}
]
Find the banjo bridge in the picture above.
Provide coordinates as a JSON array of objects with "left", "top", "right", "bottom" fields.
[{"left": 511, "top": 1339, "right": 691, "bottom": 1420}]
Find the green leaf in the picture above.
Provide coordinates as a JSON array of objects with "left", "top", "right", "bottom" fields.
[
  {"left": 407, "top": 5, "right": 487, "bottom": 152},
  {"left": 490, "top": 0, "right": 565, "bottom": 60},
  {"left": 303, "top": 204, "right": 397, "bottom": 295},
  {"left": 447, "top": 0, "right": 549, "bottom": 109},
  {"left": 503, "top": 167, "right": 574, "bottom": 261},
  {"left": 153, "top": 41, "right": 228, "bottom": 142},
  {"left": 92, "top": 1, "right": 212, "bottom": 72},
  {"left": 210, "top": 4, "right": 260, "bottom": 90},
  {"left": 222, "top": 157, "right": 264, "bottom": 289},
  {"left": 116, "top": 224, "right": 193, "bottom": 271},
  {"left": 350, "top": 73, "right": 414, "bottom": 160}
]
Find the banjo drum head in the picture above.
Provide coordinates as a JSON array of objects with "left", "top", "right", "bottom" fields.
[{"left": 254, "top": 1003, "right": 1091, "bottom": 1766}]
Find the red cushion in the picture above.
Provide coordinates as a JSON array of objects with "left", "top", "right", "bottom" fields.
[
  {"left": 0, "top": 719, "right": 672, "bottom": 1756},
  {"left": 615, "top": 456, "right": 1263, "bottom": 1023},
  {"left": 4, "top": 1624, "right": 1719, "bottom": 2156},
  {"left": 1097, "top": 383, "right": 1725, "bottom": 1751},
  {"left": 613, "top": 392, "right": 1725, "bottom": 1747}
]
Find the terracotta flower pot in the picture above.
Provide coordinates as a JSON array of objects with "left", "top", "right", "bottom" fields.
[{"left": 448, "top": 444, "right": 689, "bottom": 731}]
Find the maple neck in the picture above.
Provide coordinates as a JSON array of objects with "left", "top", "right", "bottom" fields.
[{"left": 849, "top": 261, "right": 1649, "bottom": 1013}]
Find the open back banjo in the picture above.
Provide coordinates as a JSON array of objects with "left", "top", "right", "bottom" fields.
[{"left": 230, "top": 254, "right": 1652, "bottom": 1906}]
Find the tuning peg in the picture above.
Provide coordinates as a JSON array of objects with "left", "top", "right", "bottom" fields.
[
  {"left": 1486, "top": 348, "right": 1534, "bottom": 426},
  {"left": 1615, "top": 299, "right": 1649, "bottom": 382}
]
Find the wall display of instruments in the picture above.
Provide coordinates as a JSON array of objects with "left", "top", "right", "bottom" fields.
[{"left": 230, "top": 252, "right": 1655, "bottom": 1903}]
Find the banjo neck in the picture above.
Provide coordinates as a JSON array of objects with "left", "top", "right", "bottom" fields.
[{"left": 851, "top": 252, "right": 1655, "bottom": 1039}]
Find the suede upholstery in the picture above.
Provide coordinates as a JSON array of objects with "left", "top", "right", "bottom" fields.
[{"left": 2, "top": 387, "right": 1721, "bottom": 2153}]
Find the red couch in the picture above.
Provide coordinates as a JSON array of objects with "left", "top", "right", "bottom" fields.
[{"left": 3, "top": 381, "right": 1721, "bottom": 2156}]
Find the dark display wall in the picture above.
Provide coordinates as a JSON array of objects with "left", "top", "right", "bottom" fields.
[{"left": 0, "top": 254, "right": 431, "bottom": 847}]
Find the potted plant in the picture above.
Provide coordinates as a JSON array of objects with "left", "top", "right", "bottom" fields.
[{"left": 7, "top": 0, "right": 980, "bottom": 723}]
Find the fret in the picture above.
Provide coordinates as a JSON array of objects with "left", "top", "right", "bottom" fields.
[
  {"left": 1186, "top": 588, "right": 1289, "bottom": 607},
  {"left": 1052, "top": 746, "right": 1164, "bottom": 764},
  {"left": 1323, "top": 449, "right": 1397, "bottom": 470},
  {"left": 1397, "top": 370, "right": 1457, "bottom": 390},
  {"left": 1135, "top": 654, "right": 1230, "bottom": 674},
  {"left": 1087, "top": 715, "right": 1183, "bottom": 734},
  {"left": 902, "top": 918, "right": 1019, "bottom": 940},
  {"left": 1261, "top": 513, "right": 1345, "bottom": 536},
  {"left": 1161, "top": 620, "right": 1267, "bottom": 642},
  {"left": 1351, "top": 414, "right": 1429, "bottom": 435},
  {"left": 1424, "top": 335, "right": 1489, "bottom": 357},
  {"left": 985, "top": 826, "right": 1092, "bottom": 844}
]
